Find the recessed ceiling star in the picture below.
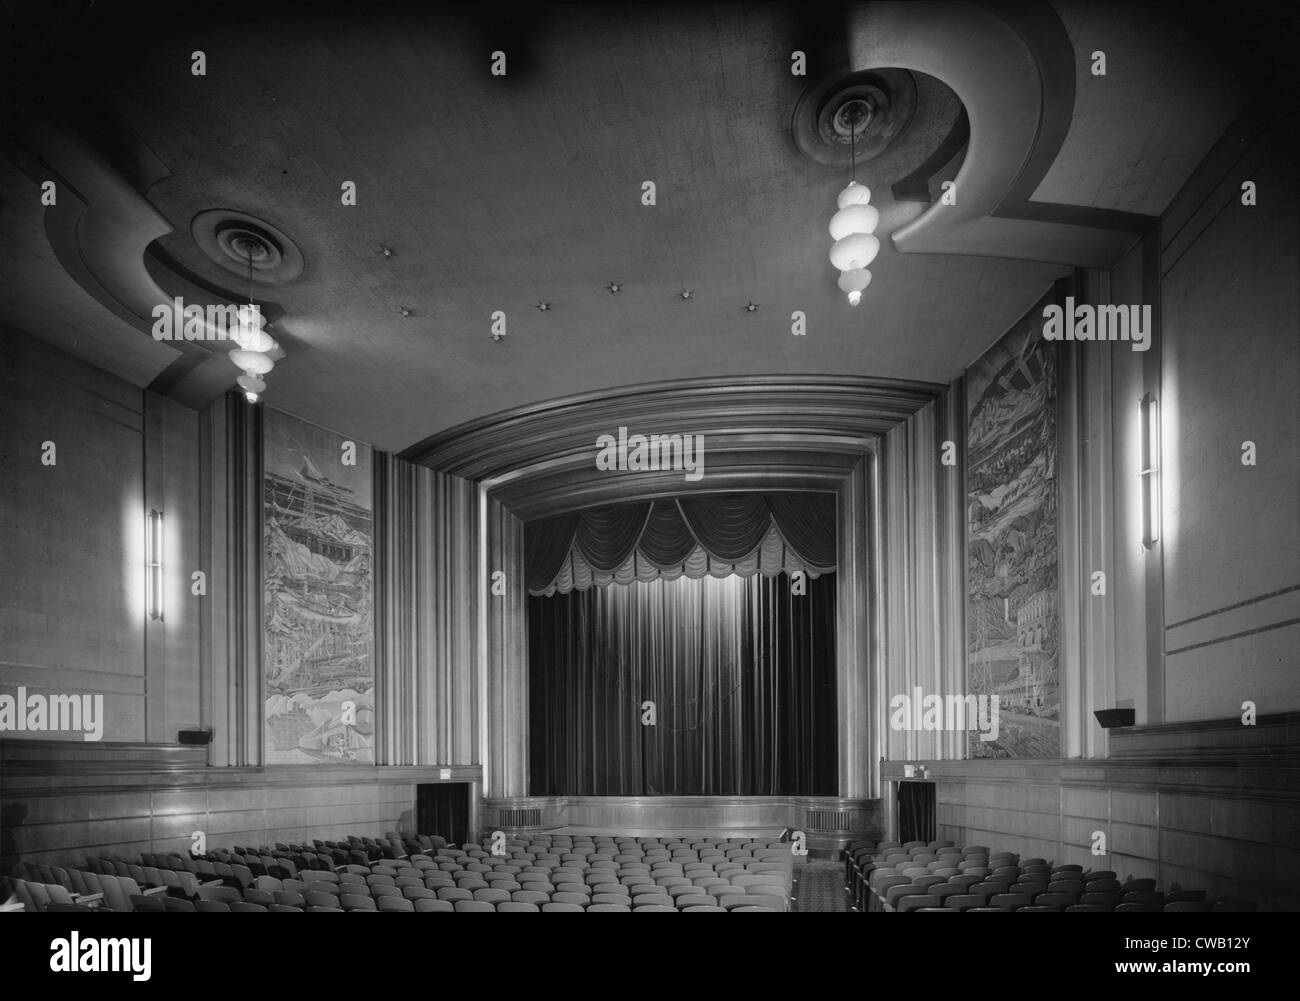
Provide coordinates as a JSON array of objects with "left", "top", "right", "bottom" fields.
[
  {"left": 607, "top": 282, "right": 622, "bottom": 294},
  {"left": 745, "top": 301, "right": 759, "bottom": 312},
  {"left": 680, "top": 289, "right": 693, "bottom": 300},
  {"left": 535, "top": 301, "right": 551, "bottom": 311}
]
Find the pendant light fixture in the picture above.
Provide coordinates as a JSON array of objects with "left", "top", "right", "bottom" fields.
[
  {"left": 828, "top": 100, "right": 880, "bottom": 306},
  {"left": 230, "top": 242, "right": 279, "bottom": 402}
]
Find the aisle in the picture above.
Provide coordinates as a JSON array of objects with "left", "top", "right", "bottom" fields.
[{"left": 791, "top": 860, "right": 850, "bottom": 913}]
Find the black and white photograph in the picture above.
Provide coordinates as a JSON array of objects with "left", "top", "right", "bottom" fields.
[{"left": 1, "top": 0, "right": 1296, "bottom": 981}]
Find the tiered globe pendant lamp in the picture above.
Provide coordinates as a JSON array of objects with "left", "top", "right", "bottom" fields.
[
  {"left": 230, "top": 244, "right": 279, "bottom": 402},
  {"left": 828, "top": 101, "right": 880, "bottom": 306}
]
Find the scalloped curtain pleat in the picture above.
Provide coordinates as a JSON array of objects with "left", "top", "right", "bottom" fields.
[
  {"left": 766, "top": 491, "right": 837, "bottom": 570},
  {"left": 525, "top": 492, "right": 837, "bottom": 596}
]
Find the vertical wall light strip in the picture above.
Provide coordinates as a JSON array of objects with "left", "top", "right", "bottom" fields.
[
  {"left": 1139, "top": 394, "right": 1160, "bottom": 549},
  {"left": 147, "top": 509, "right": 164, "bottom": 620}
]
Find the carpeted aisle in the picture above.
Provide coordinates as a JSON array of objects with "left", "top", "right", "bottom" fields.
[{"left": 791, "top": 860, "right": 850, "bottom": 912}]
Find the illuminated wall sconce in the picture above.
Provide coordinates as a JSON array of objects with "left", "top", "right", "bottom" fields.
[
  {"left": 1139, "top": 393, "right": 1160, "bottom": 549},
  {"left": 146, "top": 509, "right": 164, "bottom": 621}
]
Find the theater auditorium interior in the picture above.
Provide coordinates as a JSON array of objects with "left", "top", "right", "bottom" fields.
[{"left": 1, "top": 0, "right": 1298, "bottom": 933}]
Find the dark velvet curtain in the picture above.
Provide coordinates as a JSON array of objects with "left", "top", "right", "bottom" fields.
[
  {"left": 676, "top": 494, "right": 772, "bottom": 560},
  {"left": 766, "top": 492, "right": 837, "bottom": 568},
  {"left": 528, "top": 572, "right": 837, "bottom": 796},
  {"left": 575, "top": 502, "right": 651, "bottom": 571},
  {"left": 897, "top": 782, "right": 936, "bottom": 844},
  {"left": 638, "top": 500, "right": 697, "bottom": 568},
  {"left": 525, "top": 511, "right": 580, "bottom": 591}
]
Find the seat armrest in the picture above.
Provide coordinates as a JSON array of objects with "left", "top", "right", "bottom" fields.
[
  {"left": 143, "top": 885, "right": 169, "bottom": 896},
  {"left": 73, "top": 893, "right": 105, "bottom": 904},
  {"left": 200, "top": 879, "right": 224, "bottom": 888}
]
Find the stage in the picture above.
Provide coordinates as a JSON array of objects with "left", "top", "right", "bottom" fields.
[{"left": 483, "top": 795, "right": 881, "bottom": 856}]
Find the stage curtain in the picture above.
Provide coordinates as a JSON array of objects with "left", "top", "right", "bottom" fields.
[
  {"left": 675, "top": 493, "right": 772, "bottom": 561},
  {"left": 528, "top": 572, "right": 838, "bottom": 796},
  {"left": 767, "top": 492, "right": 837, "bottom": 568},
  {"left": 524, "top": 511, "right": 580, "bottom": 594},
  {"left": 574, "top": 502, "right": 651, "bottom": 571},
  {"left": 638, "top": 499, "right": 697, "bottom": 568},
  {"left": 525, "top": 491, "right": 837, "bottom": 595}
]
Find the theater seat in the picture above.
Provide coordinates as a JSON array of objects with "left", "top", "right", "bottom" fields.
[
  {"left": 493, "top": 901, "right": 539, "bottom": 912},
  {"left": 454, "top": 900, "right": 495, "bottom": 912},
  {"left": 742, "top": 893, "right": 787, "bottom": 911},
  {"left": 197, "top": 884, "right": 241, "bottom": 904},
  {"left": 195, "top": 900, "right": 231, "bottom": 912},
  {"left": 1212, "top": 900, "right": 1257, "bottom": 912}
]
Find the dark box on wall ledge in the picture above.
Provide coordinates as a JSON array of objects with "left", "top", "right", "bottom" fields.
[{"left": 1093, "top": 709, "right": 1136, "bottom": 729}]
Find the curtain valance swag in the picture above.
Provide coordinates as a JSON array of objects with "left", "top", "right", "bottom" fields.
[{"left": 525, "top": 492, "right": 836, "bottom": 595}]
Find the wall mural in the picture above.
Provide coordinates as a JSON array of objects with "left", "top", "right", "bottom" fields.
[
  {"left": 263, "top": 410, "right": 374, "bottom": 764},
  {"left": 966, "top": 290, "right": 1061, "bottom": 758}
]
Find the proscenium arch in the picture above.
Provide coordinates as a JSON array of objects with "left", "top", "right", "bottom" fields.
[{"left": 401, "top": 374, "right": 949, "bottom": 802}]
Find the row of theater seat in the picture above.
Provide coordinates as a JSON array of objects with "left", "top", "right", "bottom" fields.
[
  {"left": 7, "top": 831, "right": 795, "bottom": 913},
  {"left": 131, "top": 831, "right": 450, "bottom": 880},
  {"left": 843, "top": 839, "right": 1257, "bottom": 913}
]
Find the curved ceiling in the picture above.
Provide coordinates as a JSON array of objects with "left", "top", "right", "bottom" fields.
[
  {"left": 404, "top": 374, "right": 932, "bottom": 520},
  {"left": 1, "top": 1, "right": 1263, "bottom": 452}
]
